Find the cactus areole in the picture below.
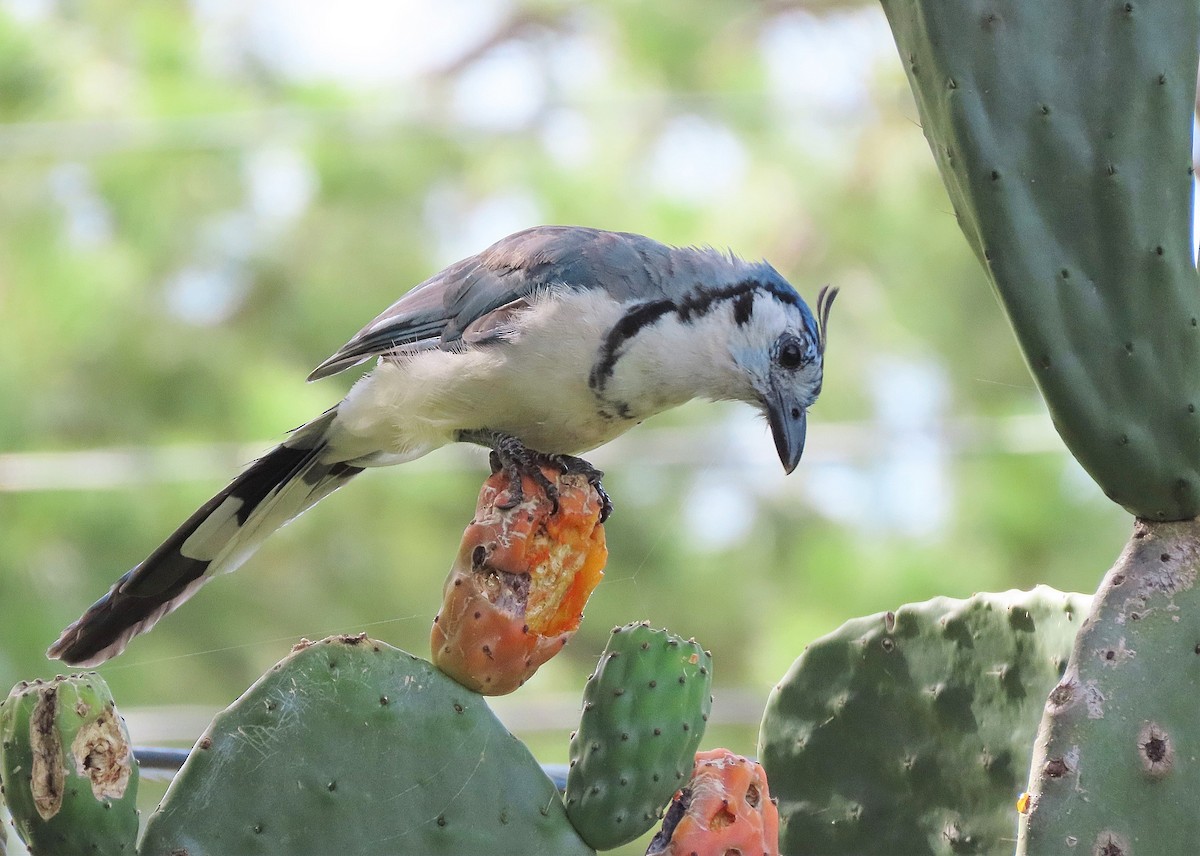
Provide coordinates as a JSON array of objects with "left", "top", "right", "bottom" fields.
[{"left": 881, "top": 0, "right": 1200, "bottom": 520}]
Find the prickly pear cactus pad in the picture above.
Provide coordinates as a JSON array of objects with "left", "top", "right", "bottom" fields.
[
  {"left": 0, "top": 673, "right": 139, "bottom": 856},
  {"left": 1018, "top": 520, "right": 1200, "bottom": 855},
  {"left": 565, "top": 622, "right": 712, "bottom": 851},
  {"left": 432, "top": 465, "right": 607, "bottom": 695},
  {"left": 880, "top": 0, "right": 1200, "bottom": 519},
  {"left": 138, "top": 635, "right": 594, "bottom": 856},
  {"left": 759, "top": 587, "right": 1090, "bottom": 856}
]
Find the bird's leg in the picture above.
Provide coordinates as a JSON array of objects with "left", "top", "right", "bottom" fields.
[{"left": 460, "top": 430, "right": 612, "bottom": 522}]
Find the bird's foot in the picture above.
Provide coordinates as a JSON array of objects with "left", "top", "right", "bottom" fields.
[
  {"left": 466, "top": 430, "right": 611, "bottom": 522},
  {"left": 547, "top": 453, "right": 612, "bottom": 522},
  {"left": 484, "top": 437, "right": 560, "bottom": 513}
]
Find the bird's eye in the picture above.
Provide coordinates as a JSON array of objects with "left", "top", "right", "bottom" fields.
[{"left": 777, "top": 337, "right": 808, "bottom": 370}]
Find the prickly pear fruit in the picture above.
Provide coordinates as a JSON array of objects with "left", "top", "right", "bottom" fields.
[
  {"left": 0, "top": 673, "right": 138, "bottom": 856},
  {"left": 646, "top": 749, "right": 779, "bottom": 856},
  {"left": 880, "top": 0, "right": 1200, "bottom": 519},
  {"left": 1018, "top": 520, "right": 1200, "bottom": 855},
  {"left": 760, "top": 587, "right": 1089, "bottom": 855},
  {"left": 138, "top": 634, "right": 594, "bottom": 856},
  {"left": 432, "top": 464, "right": 607, "bottom": 694},
  {"left": 565, "top": 622, "right": 713, "bottom": 851}
]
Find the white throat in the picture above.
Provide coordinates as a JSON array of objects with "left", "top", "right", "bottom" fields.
[{"left": 595, "top": 301, "right": 759, "bottom": 420}]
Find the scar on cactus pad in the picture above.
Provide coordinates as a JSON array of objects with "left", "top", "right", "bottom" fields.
[{"left": 431, "top": 463, "right": 607, "bottom": 694}]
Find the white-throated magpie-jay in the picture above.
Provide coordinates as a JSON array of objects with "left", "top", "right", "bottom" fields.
[{"left": 49, "top": 225, "right": 837, "bottom": 665}]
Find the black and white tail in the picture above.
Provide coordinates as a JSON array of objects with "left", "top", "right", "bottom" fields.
[{"left": 48, "top": 409, "right": 361, "bottom": 666}]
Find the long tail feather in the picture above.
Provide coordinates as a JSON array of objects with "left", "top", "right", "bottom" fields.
[{"left": 48, "top": 409, "right": 361, "bottom": 666}]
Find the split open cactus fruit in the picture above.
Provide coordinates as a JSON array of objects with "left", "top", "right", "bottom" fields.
[{"left": 432, "top": 465, "right": 607, "bottom": 694}]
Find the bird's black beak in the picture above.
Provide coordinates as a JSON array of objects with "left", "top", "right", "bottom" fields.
[{"left": 766, "top": 390, "right": 807, "bottom": 474}]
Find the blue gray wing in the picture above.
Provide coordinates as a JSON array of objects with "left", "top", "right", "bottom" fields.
[{"left": 306, "top": 225, "right": 689, "bottom": 381}]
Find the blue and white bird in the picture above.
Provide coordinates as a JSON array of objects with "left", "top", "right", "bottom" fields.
[{"left": 49, "top": 225, "right": 836, "bottom": 665}]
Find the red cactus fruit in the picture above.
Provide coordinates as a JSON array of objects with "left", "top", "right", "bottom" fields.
[
  {"left": 646, "top": 749, "right": 780, "bottom": 856},
  {"left": 431, "top": 465, "right": 607, "bottom": 694}
]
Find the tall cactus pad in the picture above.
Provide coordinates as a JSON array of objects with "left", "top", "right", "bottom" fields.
[
  {"left": 139, "top": 635, "right": 594, "bottom": 856},
  {"left": 565, "top": 622, "right": 713, "bottom": 851},
  {"left": 881, "top": 0, "right": 1200, "bottom": 519},
  {"left": 0, "top": 674, "right": 138, "bottom": 856},
  {"left": 1019, "top": 520, "right": 1200, "bottom": 854},
  {"left": 759, "top": 587, "right": 1089, "bottom": 855}
]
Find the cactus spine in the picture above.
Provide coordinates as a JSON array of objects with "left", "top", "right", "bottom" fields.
[
  {"left": 564, "top": 622, "right": 713, "bottom": 851},
  {"left": 759, "top": 588, "right": 1089, "bottom": 855},
  {"left": 0, "top": 674, "right": 138, "bottom": 856},
  {"left": 879, "top": 0, "right": 1200, "bottom": 520}
]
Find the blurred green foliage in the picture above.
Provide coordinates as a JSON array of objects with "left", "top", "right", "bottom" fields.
[{"left": 0, "top": 0, "right": 1127, "bottom": 805}]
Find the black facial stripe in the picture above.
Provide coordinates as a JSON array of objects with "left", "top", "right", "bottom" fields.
[
  {"left": 675, "top": 278, "right": 797, "bottom": 323},
  {"left": 589, "top": 298, "right": 674, "bottom": 392},
  {"left": 733, "top": 290, "right": 755, "bottom": 326},
  {"left": 590, "top": 278, "right": 803, "bottom": 393}
]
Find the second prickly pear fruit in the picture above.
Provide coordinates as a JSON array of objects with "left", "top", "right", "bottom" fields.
[{"left": 646, "top": 749, "right": 780, "bottom": 856}]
